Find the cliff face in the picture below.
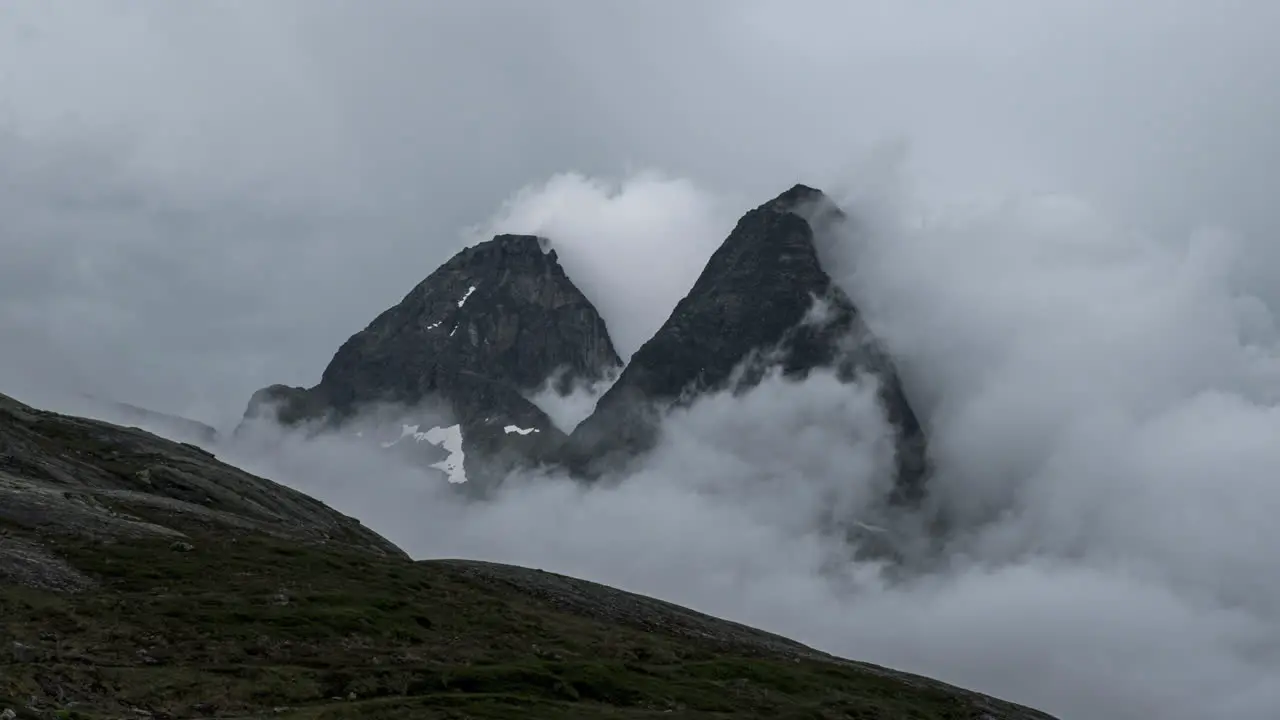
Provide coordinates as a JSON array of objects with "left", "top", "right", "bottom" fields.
[
  {"left": 240, "top": 185, "right": 927, "bottom": 504},
  {"left": 565, "top": 185, "right": 927, "bottom": 501},
  {"left": 240, "top": 234, "right": 623, "bottom": 488},
  {"left": 314, "top": 234, "right": 620, "bottom": 417}
]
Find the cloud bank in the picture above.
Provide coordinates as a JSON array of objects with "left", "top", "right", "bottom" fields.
[
  {"left": 478, "top": 172, "right": 737, "bottom": 359},
  {"left": 221, "top": 162, "right": 1280, "bottom": 720}
]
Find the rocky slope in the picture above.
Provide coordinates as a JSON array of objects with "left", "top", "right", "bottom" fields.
[
  {"left": 0, "top": 391, "right": 401, "bottom": 570},
  {"left": 567, "top": 184, "right": 927, "bottom": 502},
  {"left": 0, "top": 394, "right": 1056, "bottom": 718},
  {"left": 241, "top": 234, "right": 623, "bottom": 488}
]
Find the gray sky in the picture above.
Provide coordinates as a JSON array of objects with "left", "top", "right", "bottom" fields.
[
  {"left": 3, "top": 1, "right": 1279, "bottom": 426},
  {"left": 4, "top": 5, "right": 1280, "bottom": 719}
]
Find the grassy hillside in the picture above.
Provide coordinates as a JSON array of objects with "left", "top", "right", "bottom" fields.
[{"left": 1, "top": 530, "right": 1056, "bottom": 720}]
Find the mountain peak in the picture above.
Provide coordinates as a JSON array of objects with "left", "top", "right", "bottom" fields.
[
  {"left": 240, "top": 184, "right": 925, "bottom": 504},
  {"left": 305, "top": 232, "right": 621, "bottom": 417},
  {"left": 566, "top": 183, "right": 926, "bottom": 501},
  {"left": 455, "top": 233, "right": 557, "bottom": 265},
  {"left": 239, "top": 232, "right": 622, "bottom": 488},
  {"left": 768, "top": 182, "right": 824, "bottom": 207}
]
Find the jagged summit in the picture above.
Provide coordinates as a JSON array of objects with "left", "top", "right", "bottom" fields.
[
  {"left": 457, "top": 232, "right": 555, "bottom": 261},
  {"left": 316, "top": 232, "right": 620, "bottom": 415},
  {"left": 768, "top": 182, "right": 830, "bottom": 209},
  {"left": 566, "top": 184, "right": 927, "bottom": 501},
  {"left": 239, "top": 232, "right": 623, "bottom": 488},
  {"left": 240, "top": 184, "right": 927, "bottom": 504}
]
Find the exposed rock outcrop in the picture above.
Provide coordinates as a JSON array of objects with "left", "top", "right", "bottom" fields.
[
  {"left": 240, "top": 234, "right": 622, "bottom": 488},
  {"left": 566, "top": 185, "right": 927, "bottom": 501},
  {"left": 240, "top": 186, "right": 926, "bottom": 503}
]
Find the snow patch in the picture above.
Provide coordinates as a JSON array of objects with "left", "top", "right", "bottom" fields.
[
  {"left": 381, "top": 423, "right": 468, "bottom": 484},
  {"left": 424, "top": 424, "right": 467, "bottom": 484},
  {"left": 457, "top": 285, "right": 477, "bottom": 308},
  {"left": 503, "top": 424, "right": 539, "bottom": 435}
]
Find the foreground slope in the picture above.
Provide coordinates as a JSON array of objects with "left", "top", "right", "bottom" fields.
[
  {"left": 0, "top": 391, "right": 401, "bottom": 569},
  {"left": 0, "top": 394, "right": 1056, "bottom": 719},
  {"left": 2, "top": 533, "right": 1058, "bottom": 720}
]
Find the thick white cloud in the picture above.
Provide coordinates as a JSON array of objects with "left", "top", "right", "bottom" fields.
[
  {"left": 4, "top": 3, "right": 1280, "bottom": 719},
  {"left": 478, "top": 172, "right": 737, "bottom": 359},
  {"left": 221, "top": 160, "right": 1280, "bottom": 720}
]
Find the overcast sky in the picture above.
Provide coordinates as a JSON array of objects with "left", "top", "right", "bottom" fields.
[
  {"left": 4, "top": 5, "right": 1280, "bottom": 719},
  {"left": 3, "top": 1, "right": 1279, "bottom": 426}
]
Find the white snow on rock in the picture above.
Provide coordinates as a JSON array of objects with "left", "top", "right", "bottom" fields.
[
  {"left": 457, "top": 285, "right": 477, "bottom": 308},
  {"left": 380, "top": 422, "right": 468, "bottom": 484},
  {"left": 423, "top": 424, "right": 467, "bottom": 484},
  {"left": 503, "top": 424, "right": 539, "bottom": 435}
]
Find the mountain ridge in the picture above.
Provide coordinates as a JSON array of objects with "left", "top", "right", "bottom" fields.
[
  {"left": 240, "top": 232, "right": 622, "bottom": 488},
  {"left": 240, "top": 183, "right": 928, "bottom": 505}
]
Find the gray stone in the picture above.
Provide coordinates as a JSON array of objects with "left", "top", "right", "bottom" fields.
[
  {"left": 240, "top": 234, "right": 622, "bottom": 489},
  {"left": 567, "top": 185, "right": 928, "bottom": 502}
]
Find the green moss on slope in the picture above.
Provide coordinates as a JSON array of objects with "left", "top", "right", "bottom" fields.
[{"left": 1, "top": 531, "right": 1051, "bottom": 720}]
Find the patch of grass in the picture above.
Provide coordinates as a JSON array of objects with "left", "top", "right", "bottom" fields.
[{"left": 0, "top": 531, "right": 1042, "bottom": 719}]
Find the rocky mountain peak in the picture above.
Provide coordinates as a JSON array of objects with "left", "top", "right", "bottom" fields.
[
  {"left": 566, "top": 184, "right": 927, "bottom": 501},
  {"left": 238, "top": 232, "right": 623, "bottom": 489},
  {"left": 239, "top": 185, "right": 927, "bottom": 505},
  {"left": 314, "top": 233, "right": 620, "bottom": 415},
  {"left": 454, "top": 232, "right": 556, "bottom": 264}
]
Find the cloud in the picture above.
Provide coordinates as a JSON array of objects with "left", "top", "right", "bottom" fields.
[
  {"left": 4, "top": 3, "right": 1280, "bottom": 719},
  {"left": 524, "top": 368, "right": 616, "bottom": 434},
  {"left": 478, "top": 172, "right": 737, "bottom": 359},
  {"left": 220, "top": 154, "right": 1280, "bottom": 720}
]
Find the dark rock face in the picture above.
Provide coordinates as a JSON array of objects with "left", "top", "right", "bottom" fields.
[
  {"left": 241, "top": 187, "right": 926, "bottom": 503},
  {"left": 567, "top": 185, "right": 927, "bottom": 502},
  {"left": 317, "top": 234, "right": 620, "bottom": 415},
  {"left": 240, "top": 234, "right": 621, "bottom": 488}
]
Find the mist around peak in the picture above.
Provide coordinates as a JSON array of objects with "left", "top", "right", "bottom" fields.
[
  {"left": 525, "top": 367, "right": 618, "bottom": 435},
  {"left": 213, "top": 160, "right": 1280, "bottom": 720}
]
